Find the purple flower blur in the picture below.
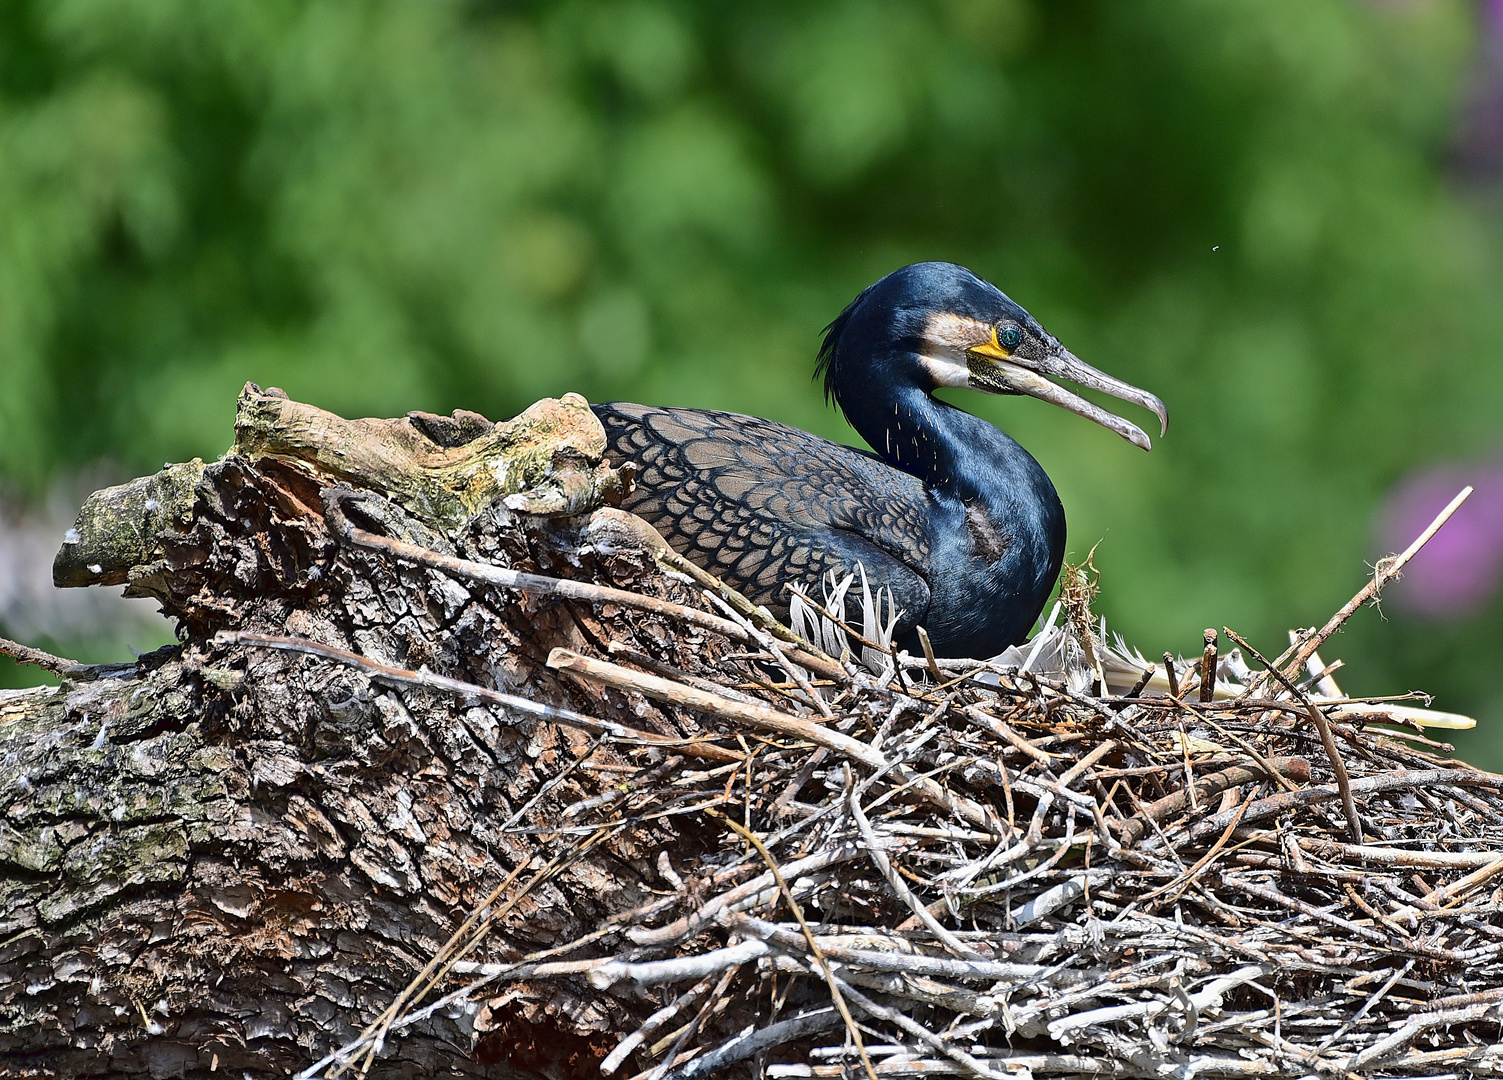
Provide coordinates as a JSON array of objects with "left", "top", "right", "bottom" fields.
[
  {"left": 1378, "top": 454, "right": 1503, "bottom": 619},
  {"left": 1456, "top": 0, "right": 1503, "bottom": 176}
]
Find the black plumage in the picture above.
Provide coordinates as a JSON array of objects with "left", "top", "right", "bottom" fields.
[{"left": 593, "top": 262, "right": 1166, "bottom": 659}]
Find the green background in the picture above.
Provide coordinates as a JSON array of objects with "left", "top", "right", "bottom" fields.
[{"left": 4, "top": 0, "right": 1502, "bottom": 761}]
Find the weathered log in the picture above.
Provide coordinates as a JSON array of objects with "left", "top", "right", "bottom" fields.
[{"left": 3, "top": 385, "right": 725, "bottom": 1079}]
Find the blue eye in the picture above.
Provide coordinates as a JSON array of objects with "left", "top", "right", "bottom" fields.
[{"left": 999, "top": 325, "right": 1022, "bottom": 349}]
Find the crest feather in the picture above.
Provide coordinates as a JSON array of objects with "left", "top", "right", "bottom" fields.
[{"left": 814, "top": 281, "right": 878, "bottom": 405}]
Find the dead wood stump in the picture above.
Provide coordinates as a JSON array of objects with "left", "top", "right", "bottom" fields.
[{"left": 2, "top": 385, "right": 719, "bottom": 1079}]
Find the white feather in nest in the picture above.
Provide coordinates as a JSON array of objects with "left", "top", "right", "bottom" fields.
[
  {"left": 979, "top": 606, "right": 1474, "bottom": 730},
  {"left": 975, "top": 604, "right": 1253, "bottom": 697},
  {"left": 789, "top": 564, "right": 900, "bottom": 679},
  {"left": 788, "top": 564, "right": 1475, "bottom": 730}
]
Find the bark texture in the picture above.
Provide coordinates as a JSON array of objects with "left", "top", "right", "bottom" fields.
[{"left": 3, "top": 385, "right": 722, "bottom": 1079}]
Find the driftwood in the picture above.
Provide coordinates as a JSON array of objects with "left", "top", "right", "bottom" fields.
[
  {"left": 5, "top": 383, "right": 1503, "bottom": 1080},
  {"left": 3, "top": 384, "right": 727, "bottom": 1078}
]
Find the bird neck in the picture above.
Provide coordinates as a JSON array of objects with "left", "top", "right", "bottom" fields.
[{"left": 845, "top": 377, "right": 1051, "bottom": 506}]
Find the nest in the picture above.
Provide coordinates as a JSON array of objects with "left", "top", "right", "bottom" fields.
[{"left": 219, "top": 479, "right": 1503, "bottom": 1080}]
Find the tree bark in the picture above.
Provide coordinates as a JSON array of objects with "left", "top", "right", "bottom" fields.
[{"left": 3, "top": 385, "right": 721, "bottom": 1079}]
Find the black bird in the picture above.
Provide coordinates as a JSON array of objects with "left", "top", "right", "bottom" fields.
[{"left": 593, "top": 262, "right": 1166, "bottom": 659}]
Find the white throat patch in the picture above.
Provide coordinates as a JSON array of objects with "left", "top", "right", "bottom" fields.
[{"left": 918, "top": 311, "right": 992, "bottom": 389}]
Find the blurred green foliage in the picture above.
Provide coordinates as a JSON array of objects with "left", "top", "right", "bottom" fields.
[{"left": 3, "top": 0, "right": 1502, "bottom": 754}]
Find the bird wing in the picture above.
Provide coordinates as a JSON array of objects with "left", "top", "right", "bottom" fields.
[{"left": 593, "top": 403, "right": 933, "bottom": 626}]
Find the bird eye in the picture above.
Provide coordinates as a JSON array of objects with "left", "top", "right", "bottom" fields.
[{"left": 998, "top": 326, "right": 1023, "bottom": 350}]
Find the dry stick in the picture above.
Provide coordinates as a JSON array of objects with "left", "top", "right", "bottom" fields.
[
  {"left": 1225, "top": 878, "right": 1404, "bottom": 953},
  {"left": 709, "top": 597, "right": 836, "bottom": 718},
  {"left": 217, "top": 631, "right": 744, "bottom": 765},
  {"left": 1421, "top": 854, "right": 1503, "bottom": 909},
  {"left": 297, "top": 970, "right": 509, "bottom": 1080},
  {"left": 1177, "top": 720, "right": 1198, "bottom": 812},
  {"left": 1224, "top": 627, "right": 1362, "bottom": 844},
  {"left": 1058, "top": 739, "right": 1117, "bottom": 787},
  {"left": 845, "top": 770, "right": 987, "bottom": 962},
  {"left": 334, "top": 854, "right": 523, "bottom": 1078},
  {"left": 1280, "top": 485, "right": 1473, "bottom": 685},
  {"left": 1199, "top": 629, "right": 1218, "bottom": 704},
  {"left": 1162, "top": 652, "right": 1179, "bottom": 699},
  {"left": 659, "top": 1009, "right": 843, "bottom": 1080},
  {"left": 382, "top": 829, "right": 617, "bottom": 1074},
  {"left": 334, "top": 513, "right": 744, "bottom": 641},
  {"left": 1344, "top": 882, "right": 1414, "bottom": 939},
  {"left": 1343, "top": 1001, "right": 1503, "bottom": 1073},
  {"left": 549, "top": 649, "right": 999, "bottom": 835},
  {"left": 829, "top": 979, "right": 1009, "bottom": 1080},
  {"left": 1303, "top": 647, "right": 1344, "bottom": 698},
  {"left": 787, "top": 581, "right": 886, "bottom": 654},
  {"left": 960, "top": 705, "right": 1058, "bottom": 765},
  {"left": 1123, "top": 664, "right": 1155, "bottom": 700},
  {"left": 1144, "top": 788, "right": 1258, "bottom": 908},
  {"left": 322, "top": 486, "right": 847, "bottom": 681},
  {"left": 0, "top": 635, "right": 94, "bottom": 679},
  {"left": 634, "top": 967, "right": 739, "bottom": 1080},
  {"left": 725, "top": 914, "right": 1065, "bottom": 984},
  {"left": 1189, "top": 768, "right": 1503, "bottom": 840},
  {"left": 1115, "top": 756, "right": 1310, "bottom": 848},
  {"left": 627, "top": 846, "right": 861, "bottom": 949},
  {"left": 652, "top": 541, "right": 836, "bottom": 665},
  {"left": 1319, "top": 959, "right": 1416, "bottom": 1053},
  {"left": 916, "top": 627, "right": 944, "bottom": 684},
  {"left": 709, "top": 810, "right": 879, "bottom": 1080},
  {"left": 333, "top": 822, "right": 614, "bottom": 1080},
  {"left": 627, "top": 543, "right": 847, "bottom": 683},
  {"left": 309, "top": 886, "right": 712, "bottom": 1079},
  {"left": 1163, "top": 695, "right": 1303, "bottom": 797},
  {"left": 601, "top": 974, "right": 720, "bottom": 1075},
  {"left": 1297, "top": 838, "right": 1503, "bottom": 871}
]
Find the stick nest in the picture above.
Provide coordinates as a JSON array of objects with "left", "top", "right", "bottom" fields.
[{"left": 281, "top": 490, "right": 1503, "bottom": 1080}]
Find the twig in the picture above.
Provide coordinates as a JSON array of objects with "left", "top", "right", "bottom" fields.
[
  {"left": 847, "top": 769, "right": 987, "bottom": 961},
  {"left": 916, "top": 627, "right": 943, "bottom": 683},
  {"left": 324, "top": 489, "right": 749, "bottom": 641},
  {"left": 602, "top": 974, "right": 721, "bottom": 1075},
  {"left": 1280, "top": 486, "right": 1472, "bottom": 683},
  {"left": 1199, "top": 629, "right": 1218, "bottom": 703},
  {"left": 961, "top": 705, "right": 1058, "bottom": 765},
  {"left": 653, "top": 542, "right": 832, "bottom": 662},
  {"left": 1143, "top": 787, "right": 1258, "bottom": 907},
  {"left": 1115, "top": 757, "right": 1309, "bottom": 848},
  {"left": 1224, "top": 627, "right": 1362, "bottom": 843},
  {"left": 324, "top": 485, "right": 847, "bottom": 679},
  {"left": 1123, "top": 664, "right": 1154, "bottom": 700},
  {"left": 1189, "top": 769, "right": 1503, "bottom": 840},
  {"left": 0, "top": 635, "right": 92, "bottom": 679},
  {"left": 549, "top": 649, "right": 999, "bottom": 834},
  {"left": 659, "top": 1009, "right": 843, "bottom": 1080},
  {"left": 833, "top": 979, "right": 1010, "bottom": 1080},
  {"left": 1298, "top": 838, "right": 1503, "bottom": 870},
  {"left": 710, "top": 810, "right": 879, "bottom": 1080}
]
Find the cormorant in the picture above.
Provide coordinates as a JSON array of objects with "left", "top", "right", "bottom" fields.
[{"left": 593, "top": 262, "right": 1166, "bottom": 659}]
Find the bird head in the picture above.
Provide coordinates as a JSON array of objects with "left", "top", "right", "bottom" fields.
[{"left": 817, "top": 262, "right": 1168, "bottom": 450}]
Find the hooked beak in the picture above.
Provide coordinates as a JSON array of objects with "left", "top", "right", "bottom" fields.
[{"left": 967, "top": 330, "right": 1168, "bottom": 451}]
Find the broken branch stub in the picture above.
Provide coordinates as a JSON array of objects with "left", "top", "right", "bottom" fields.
[
  {"left": 232, "top": 383, "right": 625, "bottom": 525},
  {"left": 54, "top": 382, "right": 627, "bottom": 594}
]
